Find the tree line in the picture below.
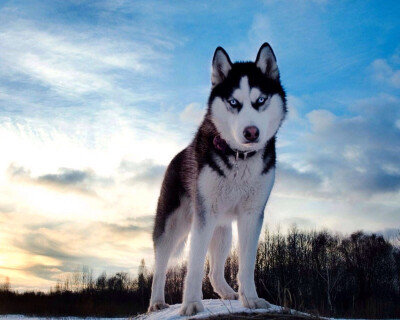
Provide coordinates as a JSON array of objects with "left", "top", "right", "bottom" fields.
[{"left": 0, "top": 228, "right": 399, "bottom": 318}]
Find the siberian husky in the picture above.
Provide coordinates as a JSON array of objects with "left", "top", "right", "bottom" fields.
[{"left": 148, "top": 43, "right": 287, "bottom": 316}]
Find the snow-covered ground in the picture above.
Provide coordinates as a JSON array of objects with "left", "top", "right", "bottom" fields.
[
  {"left": 3, "top": 299, "right": 396, "bottom": 320},
  {"left": 0, "top": 317, "right": 127, "bottom": 320},
  {"left": 136, "top": 299, "right": 307, "bottom": 320},
  {"left": 0, "top": 299, "right": 304, "bottom": 320}
]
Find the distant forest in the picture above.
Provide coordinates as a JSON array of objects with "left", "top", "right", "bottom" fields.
[{"left": 0, "top": 228, "right": 399, "bottom": 318}]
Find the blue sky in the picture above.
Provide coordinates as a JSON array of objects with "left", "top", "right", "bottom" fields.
[{"left": 0, "top": 0, "right": 399, "bottom": 291}]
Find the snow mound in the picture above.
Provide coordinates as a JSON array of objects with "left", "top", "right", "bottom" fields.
[{"left": 136, "top": 299, "right": 300, "bottom": 320}]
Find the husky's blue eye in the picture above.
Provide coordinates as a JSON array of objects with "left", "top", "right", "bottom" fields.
[
  {"left": 257, "top": 97, "right": 266, "bottom": 104},
  {"left": 228, "top": 99, "right": 238, "bottom": 107}
]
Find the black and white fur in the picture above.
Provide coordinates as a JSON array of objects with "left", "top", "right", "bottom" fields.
[{"left": 148, "top": 43, "right": 287, "bottom": 316}]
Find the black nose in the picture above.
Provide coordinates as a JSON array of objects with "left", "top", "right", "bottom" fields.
[{"left": 243, "top": 126, "right": 259, "bottom": 142}]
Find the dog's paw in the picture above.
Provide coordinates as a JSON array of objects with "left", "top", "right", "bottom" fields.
[
  {"left": 179, "top": 301, "right": 204, "bottom": 316},
  {"left": 220, "top": 291, "right": 239, "bottom": 300},
  {"left": 240, "top": 297, "right": 271, "bottom": 309},
  {"left": 148, "top": 301, "right": 169, "bottom": 312},
  {"left": 211, "top": 279, "right": 239, "bottom": 300}
]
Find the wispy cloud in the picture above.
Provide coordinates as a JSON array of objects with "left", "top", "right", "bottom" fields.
[
  {"left": 0, "top": 25, "right": 172, "bottom": 102},
  {"left": 370, "top": 58, "right": 400, "bottom": 88},
  {"left": 179, "top": 103, "right": 206, "bottom": 126},
  {"left": 0, "top": 1, "right": 184, "bottom": 119},
  {"left": 120, "top": 160, "right": 166, "bottom": 187},
  {"left": 7, "top": 164, "right": 112, "bottom": 195},
  {"left": 0, "top": 211, "right": 154, "bottom": 289}
]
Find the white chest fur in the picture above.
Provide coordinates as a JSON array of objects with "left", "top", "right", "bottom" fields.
[{"left": 197, "top": 153, "right": 275, "bottom": 223}]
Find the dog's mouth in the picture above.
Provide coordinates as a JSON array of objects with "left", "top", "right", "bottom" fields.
[
  {"left": 214, "top": 136, "right": 261, "bottom": 155},
  {"left": 242, "top": 140, "right": 259, "bottom": 146},
  {"left": 239, "top": 139, "right": 260, "bottom": 151}
]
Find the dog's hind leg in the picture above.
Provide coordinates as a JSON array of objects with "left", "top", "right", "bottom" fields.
[
  {"left": 148, "top": 238, "right": 173, "bottom": 311},
  {"left": 148, "top": 199, "right": 191, "bottom": 312},
  {"left": 208, "top": 225, "right": 238, "bottom": 300}
]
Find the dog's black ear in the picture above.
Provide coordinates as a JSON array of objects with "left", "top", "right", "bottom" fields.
[
  {"left": 211, "top": 47, "right": 232, "bottom": 87},
  {"left": 255, "top": 43, "right": 279, "bottom": 80}
]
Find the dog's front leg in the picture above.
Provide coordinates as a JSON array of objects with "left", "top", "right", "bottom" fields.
[
  {"left": 237, "top": 210, "right": 271, "bottom": 309},
  {"left": 180, "top": 209, "right": 216, "bottom": 316}
]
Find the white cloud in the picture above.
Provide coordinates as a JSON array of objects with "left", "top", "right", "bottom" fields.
[
  {"left": 285, "top": 95, "right": 303, "bottom": 122},
  {"left": 179, "top": 102, "right": 206, "bottom": 126},
  {"left": 306, "top": 109, "right": 337, "bottom": 132},
  {"left": 0, "top": 104, "right": 188, "bottom": 289},
  {"left": 371, "top": 58, "right": 400, "bottom": 88},
  {"left": 268, "top": 93, "right": 400, "bottom": 234},
  {"left": 0, "top": 17, "right": 177, "bottom": 101},
  {"left": 0, "top": 104, "right": 186, "bottom": 228},
  {"left": 304, "top": 95, "right": 400, "bottom": 198},
  {"left": 247, "top": 15, "right": 275, "bottom": 55}
]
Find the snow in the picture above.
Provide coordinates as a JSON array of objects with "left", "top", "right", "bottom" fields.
[
  {"left": 0, "top": 317, "right": 127, "bottom": 320},
  {"left": 135, "top": 299, "right": 306, "bottom": 320},
  {"left": 2, "top": 300, "right": 393, "bottom": 320},
  {"left": 0, "top": 300, "right": 296, "bottom": 320}
]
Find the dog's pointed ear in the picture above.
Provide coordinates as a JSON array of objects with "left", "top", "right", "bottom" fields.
[
  {"left": 211, "top": 47, "right": 232, "bottom": 87},
  {"left": 255, "top": 43, "right": 279, "bottom": 80}
]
